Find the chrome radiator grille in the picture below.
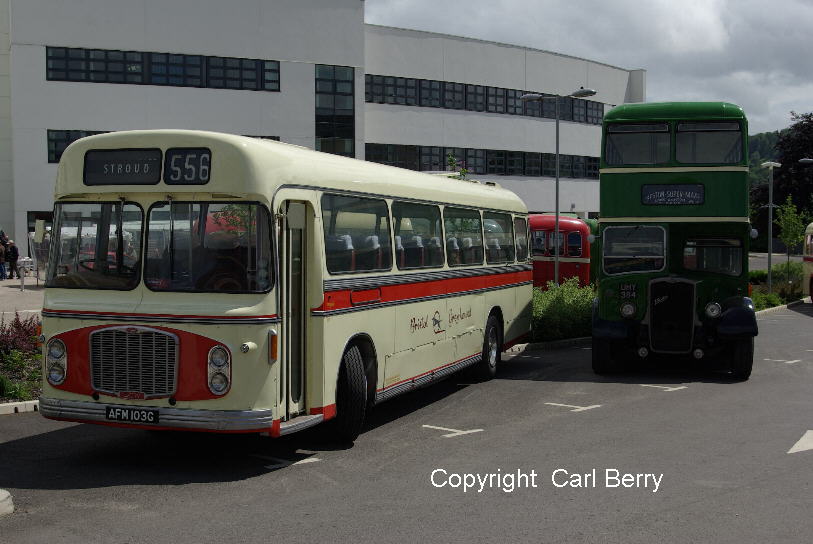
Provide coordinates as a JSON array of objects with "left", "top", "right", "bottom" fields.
[{"left": 90, "top": 327, "right": 178, "bottom": 397}]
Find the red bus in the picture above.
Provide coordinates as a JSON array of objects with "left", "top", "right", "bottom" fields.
[{"left": 529, "top": 214, "right": 591, "bottom": 288}]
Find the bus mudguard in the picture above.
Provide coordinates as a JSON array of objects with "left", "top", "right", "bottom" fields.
[{"left": 717, "top": 296, "right": 758, "bottom": 337}]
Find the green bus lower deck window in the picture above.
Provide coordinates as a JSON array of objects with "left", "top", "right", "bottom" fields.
[{"left": 683, "top": 238, "right": 743, "bottom": 276}]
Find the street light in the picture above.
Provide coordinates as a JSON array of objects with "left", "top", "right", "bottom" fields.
[
  {"left": 799, "top": 158, "right": 813, "bottom": 165},
  {"left": 761, "top": 161, "right": 781, "bottom": 293},
  {"left": 522, "top": 87, "right": 597, "bottom": 285}
]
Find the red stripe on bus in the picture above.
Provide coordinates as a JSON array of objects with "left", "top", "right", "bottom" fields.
[
  {"left": 42, "top": 308, "right": 279, "bottom": 320},
  {"left": 315, "top": 269, "right": 532, "bottom": 313},
  {"left": 310, "top": 404, "right": 337, "bottom": 420}
]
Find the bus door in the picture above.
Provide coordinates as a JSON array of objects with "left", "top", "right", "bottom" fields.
[{"left": 280, "top": 201, "right": 308, "bottom": 418}]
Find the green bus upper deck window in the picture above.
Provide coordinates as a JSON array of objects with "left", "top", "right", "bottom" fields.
[
  {"left": 676, "top": 122, "right": 742, "bottom": 164},
  {"left": 605, "top": 123, "right": 670, "bottom": 166}
]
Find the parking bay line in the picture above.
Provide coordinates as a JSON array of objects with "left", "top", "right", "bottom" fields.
[
  {"left": 544, "top": 402, "right": 602, "bottom": 412},
  {"left": 422, "top": 425, "right": 484, "bottom": 438},
  {"left": 639, "top": 384, "right": 688, "bottom": 392},
  {"left": 764, "top": 358, "right": 802, "bottom": 364}
]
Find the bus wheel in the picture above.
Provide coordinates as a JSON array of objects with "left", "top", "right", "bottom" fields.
[
  {"left": 591, "top": 337, "right": 622, "bottom": 374},
  {"left": 473, "top": 315, "right": 501, "bottom": 381},
  {"left": 729, "top": 337, "right": 754, "bottom": 381},
  {"left": 333, "top": 345, "right": 368, "bottom": 443}
]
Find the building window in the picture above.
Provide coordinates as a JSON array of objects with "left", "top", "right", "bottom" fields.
[
  {"left": 524, "top": 152, "right": 541, "bottom": 176},
  {"left": 150, "top": 53, "right": 203, "bottom": 87},
  {"left": 466, "top": 85, "right": 485, "bottom": 112},
  {"left": 487, "top": 150, "right": 506, "bottom": 175},
  {"left": 587, "top": 101, "right": 604, "bottom": 125},
  {"left": 366, "top": 143, "right": 419, "bottom": 170},
  {"left": 586, "top": 156, "right": 600, "bottom": 178},
  {"left": 366, "top": 74, "right": 385, "bottom": 103},
  {"left": 486, "top": 87, "right": 506, "bottom": 114},
  {"left": 466, "top": 149, "right": 487, "bottom": 174},
  {"left": 542, "top": 96, "right": 557, "bottom": 118},
  {"left": 420, "top": 146, "right": 444, "bottom": 171},
  {"left": 445, "top": 148, "right": 465, "bottom": 171},
  {"left": 46, "top": 46, "right": 279, "bottom": 91},
  {"left": 558, "top": 97, "right": 574, "bottom": 122},
  {"left": 572, "top": 155, "right": 586, "bottom": 178},
  {"left": 381, "top": 77, "right": 417, "bottom": 106},
  {"left": 316, "top": 65, "right": 355, "bottom": 157},
  {"left": 443, "top": 82, "right": 465, "bottom": 109},
  {"left": 47, "top": 129, "right": 108, "bottom": 163},
  {"left": 542, "top": 153, "right": 556, "bottom": 177},
  {"left": 506, "top": 151, "right": 524, "bottom": 176},
  {"left": 419, "top": 80, "right": 442, "bottom": 108},
  {"left": 559, "top": 154, "right": 573, "bottom": 177},
  {"left": 523, "top": 94, "right": 542, "bottom": 118},
  {"left": 573, "top": 99, "right": 587, "bottom": 124},
  {"left": 506, "top": 90, "right": 524, "bottom": 115}
]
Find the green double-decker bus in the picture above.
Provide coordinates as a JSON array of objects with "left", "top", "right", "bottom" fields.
[{"left": 593, "top": 102, "right": 757, "bottom": 380}]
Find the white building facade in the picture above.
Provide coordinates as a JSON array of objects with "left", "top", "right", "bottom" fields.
[{"left": 0, "top": 0, "right": 644, "bottom": 252}]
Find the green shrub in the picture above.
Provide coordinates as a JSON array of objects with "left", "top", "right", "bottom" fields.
[
  {"left": 750, "top": 290, "right": 783, "bottom": 311},
  {"left": 0, "top": 313, "right": 42, "bottom": 402},
  {"left": 532, "top": 277, "right": 595, "bottom": 342},
  {"left": 749, "top": 269, "right": 767, "bottom": 284}
]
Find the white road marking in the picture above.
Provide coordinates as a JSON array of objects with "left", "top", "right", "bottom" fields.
[
  {"left": 764, "top": 358, "right": 802, "bottom": 364},
  {"left": 293, "top": 457, "right": 321, "bottom": 465},
  {"left": 422, "top": 424, "right": 484, "bottom": 438},
  {"left": 250, "top": 454, "right": 320, "bottom": 468},
  {"left": 640, "top": 384, "right": 687, "bottom": 392},
  {"left": 544, "top": 402, "right": 601, "bottom": 412},
  {"left": 788, "top": 430, "right": 813, "bottom": 454}
]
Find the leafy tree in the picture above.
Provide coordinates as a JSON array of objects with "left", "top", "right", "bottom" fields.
[{"left": 774, "top": 196, "right": 807, "bottom": 265}]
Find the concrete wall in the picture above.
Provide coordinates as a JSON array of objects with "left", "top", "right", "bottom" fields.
[
  {"left": 7, "top": 0, "right": 365, "bottom": 245},
  {"left": 0, "top": 1, "right": 11, "bottom": 237}
]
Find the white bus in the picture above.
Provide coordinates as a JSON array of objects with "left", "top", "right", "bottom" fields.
[
  {"left": 804, "top": 221, "right": 813, "bottom": 297},
  {"left": 40, "top": 130, "right": 532, "bottom": 442}
]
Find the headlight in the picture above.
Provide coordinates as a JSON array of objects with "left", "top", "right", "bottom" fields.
[
  {"left": 47, "top": 339, "right": 66, "bottom": 360},
  {"left": 620, "top": 302, "right": 636, "bottom": 318},
  {"left": 209, "top": 372, "right": 229, "bottom": 395},
  {"left": 47, "top": 363, "right": 66, "bottom": 385},
  {"left": 705, "top": 302, "right": 722, "bottom": 318},
  {"left": 208, "top": 346, "right": 229, "bottom": 368}
]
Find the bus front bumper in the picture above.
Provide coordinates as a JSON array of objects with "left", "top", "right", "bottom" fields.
[{"left": 39, "top": 396, "right": 277, "bottom": 433}]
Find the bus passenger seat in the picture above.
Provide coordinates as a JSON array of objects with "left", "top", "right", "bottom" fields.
[
  {"left": 447, "top": 237, "right": 461, "bottom": 266},
  {"left": 427, "top": 237, "right": 442, "bottom": 266},
  {"left": 462, "top": 237, "right": 474, "bottom": 264},
  {"left": 404, "top": 235, "right": 424, "bottom": 268},
  {"left": 394, "top": 235, "right": 405, "bottom": 268},
  {"left": 326, "top": 234, "right": 355, "bottom": 272},
  {"left": 358, "top": 235, "right": 382, "bottom": 270},
  {"left": 487, "top": 238, "right": 501, "bottom": 263}
]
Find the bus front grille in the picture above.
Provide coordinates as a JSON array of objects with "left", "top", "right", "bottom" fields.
[
  {"left": 90, "top": 327, "right": 178, "bottom": 398},
  {"left": 649, "top": 279, "right": 695, "bottom": 353}
]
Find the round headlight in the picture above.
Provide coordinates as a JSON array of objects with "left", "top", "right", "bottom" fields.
[
  {"left": 620, "top": 302, "right": 636, "bottom": 318},
  {"left": 48, "top": 363, "right": 65, "bottom": 385},
  {"left": 705, "top": 302, "right": 722, "bottom": 318},
  {"left": 47, "top": 339, "right": 66, "bottom": 360},
  {"left": 209, "top": 346, "right": 229, "bottom": 368},
  {"left": 209, "top": 372, "right": 229, "bottom": 395}
]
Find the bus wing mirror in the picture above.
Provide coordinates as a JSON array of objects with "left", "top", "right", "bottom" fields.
[
  {"left": 750, "top": 228, "right": 758, "bottom": 239},
  {"left": 587, "top": 234, "right": 596, "bottom": 244}
]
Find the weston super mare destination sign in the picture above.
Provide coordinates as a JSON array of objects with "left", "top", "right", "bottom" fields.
[{"left": 641, "top": 184, "right": 704, "bottom": 205}]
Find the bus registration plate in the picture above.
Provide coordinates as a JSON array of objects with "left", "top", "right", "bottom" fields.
[{"left": 105, "top": 406, "right": 160, "bottom": 425}]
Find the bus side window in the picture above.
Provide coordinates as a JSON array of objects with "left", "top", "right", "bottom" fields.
[
  {"left": 514, "top": 217, "right": 529, "bottom": 262},
  {"left": 392, "top": 201, "right": 444, "bottom": 269},
  {"left": 567, "top": 231, "right": 582, "bottom": 257},
  {"left": 321, "top": 193, "right": 391, "bottom": 274},
  {"left": 531, "top": 230, "right": 546, "bottom": 256},
  {"left": 444, "top": 207, "right": 483, "bottom": 266},
  {"left": 483, "top": 212, "right": 515, "bottom": 264}
]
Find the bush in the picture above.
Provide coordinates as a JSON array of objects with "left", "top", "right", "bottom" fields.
[
  {"left": 749, "top": 269, "right": 767, "bottom": 284},
  {"left": 750, "top": 290, "right": 783, "bottom": 311},
  {"left": 0, "top": 314, "right": 42, "bottom": 402},
  {"left": 532, "top": 277, "right": 595, "bottom": 342}
]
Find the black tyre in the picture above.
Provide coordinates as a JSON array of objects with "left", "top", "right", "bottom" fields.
[
  {"left": 472, "top": 315, "right": 501, "bottom": 381},
  {"left": 729, "top": 337, "right": 754, "bottom": 381},
  {"left": 333, "top": 345, "right": 368, "bottom": 442},
  {"left": 591, "top": 336, "right": 622, "bottom": 374}
]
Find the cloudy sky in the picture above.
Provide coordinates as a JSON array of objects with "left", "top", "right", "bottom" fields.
[{"left": 365, "top": 0, "right": 813, "bottom": 134}]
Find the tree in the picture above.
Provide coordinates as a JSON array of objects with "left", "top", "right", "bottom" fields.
[{"left": 774, "top": 195, "right": 807, "bottom": 265}]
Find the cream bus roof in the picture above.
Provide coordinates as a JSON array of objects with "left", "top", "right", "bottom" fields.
[{"left": 56, "top": 130, "right": 527, "bottom": 213}]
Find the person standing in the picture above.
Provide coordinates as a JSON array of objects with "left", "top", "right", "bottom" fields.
[
  {"left": 0, "top": 242, "right": 6, "bottom": 280},
  {"left": 6, "top": 240, "right": 19, "bottom": 279}
]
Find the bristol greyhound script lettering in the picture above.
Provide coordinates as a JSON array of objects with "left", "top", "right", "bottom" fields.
[
  {"left": 410, "top": 315, "right": 429, "bottom": 333},
  {"left": 448, "top": 306, "right": 472, "bottom": 326}
]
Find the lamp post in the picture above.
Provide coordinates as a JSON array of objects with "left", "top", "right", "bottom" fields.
[
  {"left": 761, "top": 161, "right": 781, "bottom": 293},
  {"left": 522, "top": 87, "right": 597, "bottom": 285}
]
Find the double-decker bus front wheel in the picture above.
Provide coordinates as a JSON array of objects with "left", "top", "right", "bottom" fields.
[{"left": 729, "top": 337, "right": 754, "bottom": 381}]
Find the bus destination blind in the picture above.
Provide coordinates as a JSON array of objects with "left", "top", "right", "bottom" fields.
[
  {"left": 641, "top": 184, "right": 704, "bottom": 206},
  {"left": 84, "top": 149, "right": 162, "bottom": 185}
]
